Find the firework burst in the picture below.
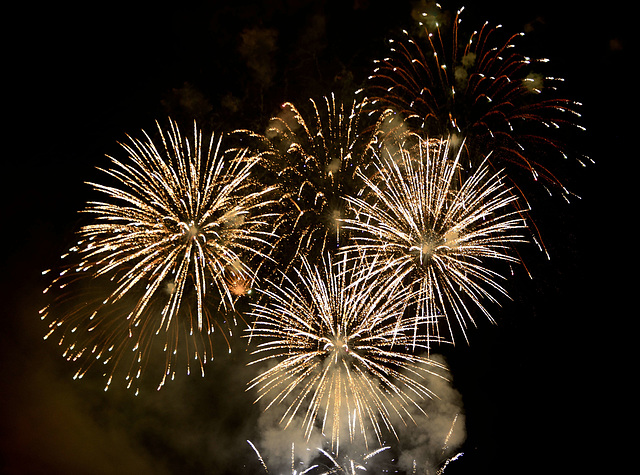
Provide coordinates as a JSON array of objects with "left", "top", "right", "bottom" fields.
[
  {"left": 40, "top": 119, "right": 277, "bottom": 392},
  {"left": 233, "top": 93, "right": 377, "bottom": 263},
  {"left": 365, "top": 5, "right": 587, "bottom": 197},
  {"left": 246, "top": 253, "right": 449, "bottom": 451},
  {"left": 340, "top": 136, "right": 529, "bottom": 344}
]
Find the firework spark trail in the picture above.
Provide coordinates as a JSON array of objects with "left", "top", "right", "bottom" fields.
[
  {"left": 408, "top": 413, "right": 464, "bottom": 475},
  {"left": 365, "top": 5, "right": 588, "bottom": 198},
  {"left": 247, "top": 440, "right": 322, "bottom": 475},
  {"left": 40, "top": 119, "right": 277, "bottom": 392},
  {"left": 435, "top": 452, "right": 464, "bottom": 475},
  {"left": 246, "top": 252, "right": 449, "bottom": 452},
  {"left": 340, "top": 136, "right": 529, "bottom": 344},
  {"left": 247, "top": 440, "right": 274, "bottom": 473},
  {"left": 233, "top": 93, "right": 378, "bottom": 263}
]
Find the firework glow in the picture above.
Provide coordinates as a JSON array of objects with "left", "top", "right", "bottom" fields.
[
  {"left": 40, "top": 119, "right": 277, "bottom": 392},
  {"left": 246, "top": 253, "right": 449, "bottom": 451},
  {"left": 341, "top": 136, "right": 529, "bottom": 343}
]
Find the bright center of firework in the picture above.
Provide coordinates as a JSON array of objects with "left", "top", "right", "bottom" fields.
[
  {"left": 421, "top": 240, "right": 437, "bottom": 259},
  {"left": 185, "top": 222, "right": 200, "bottom": 239},
  {"left": 410, "top": 229, "right": 460, "bottom": 265},
  {"left": 173, "top": 220, "right": 203, "bottom": 242},
  {"left": 410, "top": 231, "right": 441, "bottom": 265},
  {"left": 326, "top": 158, "right": 341, "bottom": 175},
  {"left": 323, "top": 335, "right": 351, "bottom": 360},
  {"left": 226, "top": 273, "right": 252, "bottom": 297}
]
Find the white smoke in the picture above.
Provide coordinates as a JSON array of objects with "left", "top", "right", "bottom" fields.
[
  {"left": 238, "top": 27, "right": 279, "bottom": 88},
  {"left": 252, "top": 400, "right": 326, "bottom": 473},
  {"left": 454, "top": 52, "right": 477, "bottom": 90},
  {"left": 523, "top": 72, "right": 545, "bottom": 93},
  {"left": 394, "top": 354, "right": 466, "bottom": 474}
]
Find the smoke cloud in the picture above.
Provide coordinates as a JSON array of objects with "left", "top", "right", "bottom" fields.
[
  {"left": 238, "top": 27, "right": 279, "bottom": 88},
  {"left": 393, "top": 354, "right": 466, "bottom": 474}
]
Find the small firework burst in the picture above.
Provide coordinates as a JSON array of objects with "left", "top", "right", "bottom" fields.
[
  {"left": 41, "top": 119, "right": 277, "bottom": 392},
  {"left": 341, "top": 136, "right": 529, "bottom": 343},
  {"left": 246, "top": 252, "right": 448, "bottom": 451}
]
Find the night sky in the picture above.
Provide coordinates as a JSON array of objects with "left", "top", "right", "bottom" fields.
[{"left": 3, "top": 1, "right": 628, "bottom": 474}]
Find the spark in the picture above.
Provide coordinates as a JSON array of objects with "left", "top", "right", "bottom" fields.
[
  {"left": 436, "top": 452, "right": 464, "bottom": 475},
  {"left": 247, "top": 440, "right": 272, "bottom": 473}
]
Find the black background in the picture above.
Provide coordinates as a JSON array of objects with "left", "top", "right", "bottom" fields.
[{"left": 3, "top": 1, "right": 628, "bottom": 473}]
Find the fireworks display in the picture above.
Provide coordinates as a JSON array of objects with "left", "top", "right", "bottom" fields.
[
  {"left": 341, "top": 137, "right": 529, "bottom": 343},
  {"left": 40, "top": 119, "right": 277, "bottom": 392},
  {"left": 10, "top": 1, "right": 608, "bottom": 473},
  {"left": 247, "top": 253, "right": 449, "bottom": 451},
  {"left": 366, "top": 5, "right": 587, "bottom": 197}
]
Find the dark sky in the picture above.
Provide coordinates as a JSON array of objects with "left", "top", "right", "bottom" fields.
[{"left": 3, "top": 1, "right": 628, "bottom": 474}]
